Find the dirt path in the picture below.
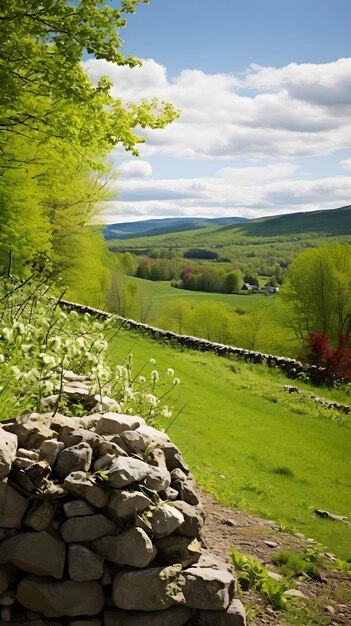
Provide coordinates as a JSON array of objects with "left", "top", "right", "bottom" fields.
[{"left": 199, "top": 488, "right": 351, "bottom": 626}]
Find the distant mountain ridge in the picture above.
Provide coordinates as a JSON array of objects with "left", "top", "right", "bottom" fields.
[
  {"left": 103, "top": 216, "right": 247, "bottom": 240},
  {"left": 103, "top": 205, "right": 351, "bottom": 242}
]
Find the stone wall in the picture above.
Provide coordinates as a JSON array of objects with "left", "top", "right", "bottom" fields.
[
  {"left": 55, "top": 298, "right": 333, "bottom": 387},
  {"left": 0, "top": 373, "right": 246, "bottom": 626}
]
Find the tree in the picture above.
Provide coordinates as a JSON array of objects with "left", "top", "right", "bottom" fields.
[
  {"left": 0, "top": 1, "right": 178, "bottom": 297},
  {"left": 279, "top": 243, "right": 351, "bottom": 344},
  {"left": 225, "top": 270, "right": 241, "bottom": 293}
]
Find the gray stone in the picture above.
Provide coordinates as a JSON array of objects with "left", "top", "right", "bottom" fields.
[
  {"left": 95, "top": 413, "right": 145, "bottom": 436},
  {"left": 92, "top": 527, "right": 156, "bottom": 568},
  {"left": 144, "top": 466, "right": 171, "bottom": 492},
  {"left": 68, "top": 545, "right": 104, "bottom": 582},
  {"left": 17, "top": 578, "right": 104, "bottom": 617},
  {"left": 55, "top": 442, "right": 92, "bottom": 479},
  {"left": 112, "top": 564, "right": 184, "bottom": 611},
  {"left": 182, "top": 566, "right": 235, "bottom": 610},
  {"left": 61, "top": 514, "right": 115, "bottom": 543},
  {"left": 0, "top": 531, "right": 65, "bottom": 579},
  {"left": 199, "top": 599, "right": 247, "bottom": 625},
  {"left": 79, "top": 415, "right": 102, "bottom": 429},
  {"left": 0, "top": 565, "right": 16, "bottom": 596},
  {"left": 155, "top": 536, "right": 201, "bottom": 567},
  {"left": 23, "top": 461, "right": 52, "bottom": 489},
  {"left": 107, "top": 489, "right": 152, "bottom": 521},
  {"left": 93, "top": 453, "right": 114, "bottom": 472},
  {"left": 64, "top": 471, "right": 109, "bottom": 508},
  {"left": 162, "top": 487, "right": 178, "bottom": 501},
  {"left": 173, "top": 501, "right": 205, "bottom": 537},
  {"left": 135, "top": 425, "right": 170, "bottom": 443},
  {"left": 104, "top": 607, "right": 193, "bottom": 626},
  {"left": 24, "top": 500, "right": 55, "bottom": 531},
  {"left": 283, "top": 588, "right": 306, "bottom": 599},
  {"left": 39, "top": 439, "right": 64, "bottom": 466},
  {"left": 63, "top": 499, "right": 96, "bottom": 518},
  {"left": 97, "top": 440, "right": 127, "bottom": 458},
  {"left": 151, "top": 503, "right": 184, "bottom": 539},
  {"left": 171, "top": 470, "right": 199, "bottom": 505},
  {"left": 105, "top": 457, "right": 149, "bottom": 488},
  {"left": 48, "top": 414, "right": 82, "bottom": 434},
  {"left": 0, "top": 482, "right": 28, "bottom": 528},
  {"left": 119, "top": 430, "right": 150, "bottom": 453},
  {"left": 0, "top": 430, "right": 17, "bottom": 478},
  {"left": 94, "top": 396, "right": 121, "bottom": 413},
  {"left": 196, "top": 552, "right": 232, "bottom": 573},
  {"left": 59, "top": 428, "right": 101, "bottom": 451},
  {"left": 14, "top": 448, "right": 39, "bottom": 469},
  {"left": 3, "top": 413, "right": 53, "bottom": 449},
  {"left": 160, "top": 443, "right": 189, "bottom": 474}
]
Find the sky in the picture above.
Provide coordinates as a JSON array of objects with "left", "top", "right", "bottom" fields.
[{"left": 84, "top": 0, "right": 351, "bottom": 223}]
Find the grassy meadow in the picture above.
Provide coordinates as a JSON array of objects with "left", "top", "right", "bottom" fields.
[{"left": 109, "top": 328, "right": 351, "bottom": 560}]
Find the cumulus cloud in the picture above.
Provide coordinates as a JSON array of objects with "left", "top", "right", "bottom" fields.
[
  {"left": 83, "top": 57, "right": 351, "bottom": 160},
  {"left": 118, "top": 160, "right": 153, "bottom": 178},
  {"left": 340, "top": 156, "right": 351, "bottom": 170},
  {"left": 101, "top": 164, "right": 351, "bottom": 221}
]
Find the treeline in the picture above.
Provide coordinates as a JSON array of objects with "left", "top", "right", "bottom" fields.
[{"left": 0, "top": 1, "right": 177, "bottom": 304}]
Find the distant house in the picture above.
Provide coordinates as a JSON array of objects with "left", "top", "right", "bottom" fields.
[
  {"left": 263, "top": 283, "right": 279, "bottom": 294},
  {"left": 241, "top": 283, "right": 253, "bottom": 291}
]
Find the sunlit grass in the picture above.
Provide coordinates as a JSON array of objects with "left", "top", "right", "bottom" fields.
[{"left": 110, "top": 329, "right": 351, "bottom": 559}]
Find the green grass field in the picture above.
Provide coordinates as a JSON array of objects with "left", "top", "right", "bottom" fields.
[
  {"left": 109, "top": 329, "right": 351, "bottom": 560},
  {"left": 117, "top": 274, "right": 274, "bottom": 316}
]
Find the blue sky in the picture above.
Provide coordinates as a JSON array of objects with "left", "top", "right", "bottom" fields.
[{"left": 86, "top": 0, "right": 351, "bottom": 222}]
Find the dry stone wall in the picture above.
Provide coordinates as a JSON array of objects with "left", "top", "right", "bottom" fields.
[
  {"left": 55, "top": 298, "right": 340, "bottom": 389},
  {"left": 0, "top": 375, "right": 246, "bottom": 626}
]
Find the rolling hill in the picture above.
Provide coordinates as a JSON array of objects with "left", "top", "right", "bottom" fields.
[{"left": 103, "top": 216, "right": 247, "bottom": 240}]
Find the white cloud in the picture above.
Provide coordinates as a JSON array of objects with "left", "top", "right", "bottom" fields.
[
  {"left": 340, "top": 156, "right": 351, "bottom": 170},
  {"left": 83, "top": 57, "right": 351, "bottom": 160},
  {"left": 118, "top": 160, "right": 153, "bottom": 178},
  {"left": 101, "top": 164, "right": 351, "bottom": 222}
]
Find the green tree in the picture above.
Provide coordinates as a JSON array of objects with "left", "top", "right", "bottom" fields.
[
  {"left": 225, "top": 270, "right": 241, "bottom": 293},
  {"left": 279, "top": 243, "right": 351, "bottom": 344}
]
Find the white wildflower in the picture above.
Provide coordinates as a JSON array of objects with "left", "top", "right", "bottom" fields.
[
  {"left": 145, "top": 393, "right": 157, "bottom": 407},
  {"left": 166, "top": 368, "right": 174, "bottom": 376},
  {"left": 0, "top": 354, "right": 4, "bottom": 363},
  {"left": 138, "top": 375, "right": 146, "bottom": 383},
  {"left": 173, "top": 377, "right": 180, "bottom": 386},
  {"left": 149, "top": 358, "right": 156, "bottom": 365},
  {"left": 161, "top": 406, "right": 172, "bottom": 418},
  {"left": 2, "top": 328, "right": 13, "bottom": 342},
  {"left": 151, "top": 370, "right": 159, "bottom": 383}
]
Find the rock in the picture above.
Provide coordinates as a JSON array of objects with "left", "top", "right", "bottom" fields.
[
  {"left": 23, "top": 461, "right": 52, "bottom": 489},
  {"left": 135, "top": 425, "right": 170, "bottom": 443},
  {"left": 14, "top": 448, "right": 39, "bottom": 469},
  {"left": 160, "top": 443, "right": 189, "bottom": 474},
  {"left": 3, "top": 413, "right": 53, "bottom": 449},
  {"left": 182, "top": 566, "right": 235, "bottom": 610},
  {"left": 95, "top": 413, "right": 145, "bottom": 436},
  {"left": 151, "top": 503, "right": 184, "bottom": 539},
  {"left": 0, "top": 482, "right": 28, "bottom": 528},
  {"left": 0, "top": 531, "right": 65, "bottom": 579},
  {"left": 68, "top": 545, "right": 104, "bottom": 582},
  {"left": 0, "top": 565, "right": 16, "bottom": 595},
  {"left": 97, "top": 440, "right": 127, "bottom": 458},
  {"left": 0, "top": 430, "right": 17, "bottom": 478},
  {"left": 173, "top": 501, "right": 205, "bottom": 537},
  {"left": 0, "top": 588, "right": 15, "bottom": 605},
  {"left": 119, "top": 430, "right": 150, "bottom": 453},
  {"left": 48, "top": 414, "right": 82, "bottom": 434},
  {"left": 39, "top": 439, "right": 65, "bottom": 466},
  {"left": 144, "top": 466, "right": 171, "bottom": 492},
  {"left": 196, "top": 552, "right": 232, "bottom": 573},
  {"left": 55, "top": 442, "right": 92, "bottom": 479},
  {"left": 199, "top": 599, "right": 247, "bottom": 625},
  {"left": 171, "top": 471, "right": 199, "bottom": 505},
  {"left": 92, "top": 527, "right": 156, "bottom": 568},
  {"left": 64, "top": 472, "right": 109, "bottom": 508},
  {"left": 107, "top": 489, "right": 152, "bottom": 521},
  {"left": 59, "top": 428, "right": 101, "bottom": 451},
  {"left": 1, "top": 604, "right": 12, "bottom": 621},
  {"left": 105, "top": 457, "right": 149, "bottom": 488},
  {"left": 23, "top": 500, "right": 55, "bottom": 531},
  {"left": 112, "top": 564, "right": 184, "bottom": 611},
  {"left": 155, "top": 536, "right": 201, "bottom": 567},
  {"left": 61, "top": 514, "right": 115, "bottom": 543},
  {"left": 63, "top": 499, "right": 96, "bottom": 518},
  {"left": 17, "top": 578, "right": 105, "bottom": 617},
  {"left": 94, "top": 396, "right": 121, "bottom": 413},
  {"left": 94, "top": 453, "right": 114, "bottom": 472},
  {"left": 104, "top": 606, "right": 193, "bottom": 626},
  {"left": 283, "top": 589, "right": 306, "bottom": 599}
]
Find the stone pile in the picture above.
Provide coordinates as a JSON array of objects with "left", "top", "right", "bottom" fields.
[{"left": 0, "top": 404, "right": 246, "bottom": 625}]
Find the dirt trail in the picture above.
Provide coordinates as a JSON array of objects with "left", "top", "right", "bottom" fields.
[{"left": 199, "top": 488, "right": 351, "bottom": 626}]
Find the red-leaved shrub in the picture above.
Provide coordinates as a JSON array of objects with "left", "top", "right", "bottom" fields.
[{"left": 306, "top": 332, "right": 351, "bottom": 382}]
